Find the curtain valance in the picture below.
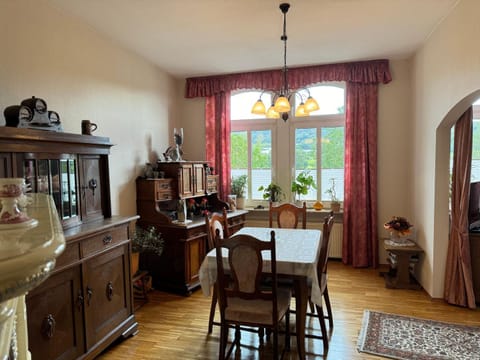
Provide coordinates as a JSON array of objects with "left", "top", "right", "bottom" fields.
[{"left": 185, "top": 59, "right": 391, "bottom": 98}]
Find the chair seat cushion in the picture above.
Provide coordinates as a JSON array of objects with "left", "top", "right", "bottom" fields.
[{"left": 225, "top": 288, "right": 291, "bottom": 325}]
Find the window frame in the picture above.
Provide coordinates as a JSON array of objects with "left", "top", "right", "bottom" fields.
[{"left": 230, "top": 83, "right": 346, "bottom": 207}]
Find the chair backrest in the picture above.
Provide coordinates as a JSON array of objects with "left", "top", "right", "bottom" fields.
[
  {"left": 205, "top": 208, "right": 229, "bottom": 251},
  {"left": 317, "top": 211, "right": 335, "bottom": 276},
  {"left": 269, "top": 202, "right": 307, "bottom": 229},
  {"left": 214, "top": 230, "right": 279, "bottom": 313}
]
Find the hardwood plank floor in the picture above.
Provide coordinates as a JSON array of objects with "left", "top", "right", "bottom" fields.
[{"left": 98, "top": 261, "right": 480, "bottom": 359}]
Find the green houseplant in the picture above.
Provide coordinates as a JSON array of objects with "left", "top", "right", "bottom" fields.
[
  {"left": 291, "top": 170, "right": 317, "bottom": 202},
  {"left": 131, "top": 225, "right": 164, "bottom": 275},
  {"left": 325, "top": 178, "right": 341, "bottom": 212},
  {"left": 231, "top": 175, "right": 247, "bottom": 209},
  {"left": 258, "top": 182, "right": 284, "bottom": 203}
]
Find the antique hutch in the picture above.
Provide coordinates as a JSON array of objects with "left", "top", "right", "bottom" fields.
[
  {"left": 0, "top": 127, "right": 138, "bottom": 360},
  {"left": 136, "top": 161, "right": 247, "bottom": 295}
]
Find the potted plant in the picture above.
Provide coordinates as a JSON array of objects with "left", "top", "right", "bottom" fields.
[
  {"left": 231, "top": 175, "right": 247, "bottom": 209},
  {"left": 325, "top": 178, "right": 341, "bottom": 212},
  {"left": 131, "top": 225, "right": 164, "bottom": 275},
  {"left": 291, "top": 170, "right": 317, "bottom": 203},
  {"left": 258, "top": 182, "right": 284, "bottom": 204}
]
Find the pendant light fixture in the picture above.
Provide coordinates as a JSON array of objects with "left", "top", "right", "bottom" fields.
[{"left": 251, "top": 3, "right": 319, "bottom": 122}]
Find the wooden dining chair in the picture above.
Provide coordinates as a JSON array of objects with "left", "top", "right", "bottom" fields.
[
  {"left": 214, "top": 230, "right": 291, "bottom": 359},
  {"left": 269, "top": 201, "right": 307, "bottom": 229},
  {"left": 286, "top": 211, "right": 334, "bottom": 352},
  {"left": 305, "top": 211, "right": 335, "bottom": 350},
  {"left": 205, "top": 208, "right": 229, "bottom": 333}
]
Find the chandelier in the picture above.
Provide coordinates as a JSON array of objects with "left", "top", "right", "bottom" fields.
[{"left": 251, "top": 3, "right": 319, "bottom": 122}]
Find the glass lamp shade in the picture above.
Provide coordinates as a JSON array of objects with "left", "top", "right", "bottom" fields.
[
  {"left": 304, "top": 96, "right": 320, "bottom": 112},
  {"left": 266, "top": 105, "right": 280, "bottom": 119},
  {"left": 295, "top": 103, "right": 309, "bottom": 117},
  {"left": 251, "top": 99, "right": 266, "bottom": 115},
  {"left": 274, "top": 95, "right": 291, "bottom": 113}
]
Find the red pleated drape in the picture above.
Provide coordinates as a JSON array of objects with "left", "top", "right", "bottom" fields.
[
  {"left": 190, "top": 60, "right": 390, "bottom": 268},
  {"left": 444, "top": 107, "right": 476, "bottom": 308},
  {"left": 343, "top": 82, "right": 379, "bottom": 267},
  {"left": 205, "top": 92, "right": 231, "bottom": 199}
]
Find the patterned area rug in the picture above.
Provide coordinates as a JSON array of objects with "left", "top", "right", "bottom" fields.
[{"left": 357, "top": 310, "right": 480, "bottom": 360}]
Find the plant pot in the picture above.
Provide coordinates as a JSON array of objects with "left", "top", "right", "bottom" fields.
[
  {"left": 131, "top": 251, "right": 140, "bottom": 276},
  {"left": 331, "top": 202, "right": 341, "bottom": 212},
  {"left": 236, "top": 197, "right": 245, "bottom": 210}
]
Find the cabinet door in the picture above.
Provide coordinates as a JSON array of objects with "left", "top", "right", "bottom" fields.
[
  {"left": 185, "top": 234, "right": 206, "bottom": 286},
  {"left": 192, "top": 163, "right": 206, "bottom": 196},
  {"left": 0, "top": 153, "right": 12, "bottom": 177},
  {"left": 19, "top": 155, "right": 80, "bottom": 228},
  {"left": 79, "top": 155, "right": 104, "bottom": 222},
  {"left": 84, "top": 244, "right": 131, "bottom": 349},
  {"left": 178, "top": 164, "right": 194, "bottom": 198},
  {"left": 27, "top": 266, "right": 85, "bottom": 360}
]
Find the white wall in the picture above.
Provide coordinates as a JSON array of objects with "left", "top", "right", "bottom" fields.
[
  {"left": 412, "top": 0, "right": 480, "bottom": 297},
  {"left": 0, "top": 0, "right": 178, "bottom": 217}
]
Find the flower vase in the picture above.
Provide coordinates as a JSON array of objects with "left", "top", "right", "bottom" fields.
[{"left": 177, "top": 199, "right": 187, "bottom": 222}]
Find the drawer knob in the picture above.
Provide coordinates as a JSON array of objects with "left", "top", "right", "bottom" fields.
[
  {"left": 41, "top": 314, "right": 56, "bottom": 339},
  {"left": 103, "top": 234, "right": 113, "bottom": 245},
  {"left": 76, "top": 290, "right": 84, "bottom": 311},
  {"left": 106, "top": 281, "right": 114, "bottom": 301}
]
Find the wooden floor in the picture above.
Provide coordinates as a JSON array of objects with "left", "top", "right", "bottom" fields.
[{"left": 98, "top": 261, "right": 480, "bottom": 359}]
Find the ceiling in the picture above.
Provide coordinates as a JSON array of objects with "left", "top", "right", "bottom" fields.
[{"left": 47, "top": 0, "right": 459, "bottom": 78}]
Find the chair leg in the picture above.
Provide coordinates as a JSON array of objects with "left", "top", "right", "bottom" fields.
[
  {"left": 315, "top": 304, "right": 329, "bottom": 352},
  {"left": 208, "top": 286, "right": 218, "bottom": 333},
  {"left": 272, "top": 329, "right": 278, "bottom": 359},
  {"left": 323, "top": 286, "right": 334, "bottom": 329},
  {"left": 284, "top": 310, "right": 290, "bottom": 352},
  {"left": 219, "top": 321, "right": 227, "bottom": 360},
  {"left": 308, "top": 297, "right": 315, "bottom": 314}
]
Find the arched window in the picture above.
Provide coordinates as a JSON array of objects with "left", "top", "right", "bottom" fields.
[{"left": 230, "top": 83, "right": 345, "bottom": 206}]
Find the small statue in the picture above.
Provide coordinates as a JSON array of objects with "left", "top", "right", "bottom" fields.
[
  {"left": 177, "top": 199, "right": 187, "bottom": 222},
  {"left": 162, "top": 128, "right": 184, "bottom": 162}
]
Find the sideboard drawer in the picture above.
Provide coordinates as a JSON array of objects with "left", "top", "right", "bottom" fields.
[
  {"left": 55, "top": 241, "right": 81, "bottom": 270},
  {"left": 155, "top": 179, "right": 174, "bottom": 201},
  {"left": 81, "top": 226, "right": 128, "bottom": 257}
]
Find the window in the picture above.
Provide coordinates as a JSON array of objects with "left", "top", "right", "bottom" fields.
[{"left": 230, "top": 84, "right": 345, "bottom": 205}]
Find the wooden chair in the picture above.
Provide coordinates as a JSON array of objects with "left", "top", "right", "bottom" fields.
[
  {"left": 305, "top": 211, "right": 335, "bottom": 350},
  {"left": 286, "top": 211, "right": 334, "bottom": 352},
  {"left": 205, "top": 208, "right": 229, "bottom": 333},
  {"left": 214, "top": 230, "right": 291, "bottom": 359},
  {"left": 269, "top": 202, "right": 307, "bottom": 229}
]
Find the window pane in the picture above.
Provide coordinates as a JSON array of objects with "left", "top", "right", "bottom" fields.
[
  {"left": 251, "top": 130, "right": 272, "bottom": 199},
  {"left": 231, "top": 91, "right": 272, "bottom": 120},
  {"left": 295, "top": 128, "right": 317, "bottom": 200},
  {"left": 321, "top": 127, "right": 345, "bottom": 201},
  {"left": 297, "top": 85, "right": 345, "bottom": 115}
]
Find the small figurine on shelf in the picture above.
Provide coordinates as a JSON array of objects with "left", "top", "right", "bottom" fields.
[
  {"left": 174, "top": 128, "right": 184, "bottom": 161},
  {"left": 162, "top": 128, "right": 184, "bottom": 162},
  {"left": 177, "top": 199, "right": 187, "bottom": 222}
]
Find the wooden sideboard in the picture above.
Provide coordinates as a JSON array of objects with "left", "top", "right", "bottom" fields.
[
  {"left": 0, "top": 127, "right": 138, "bottom": 360},
  {"left": 136, "top": 163, "right": 247, "bottom": 295}
]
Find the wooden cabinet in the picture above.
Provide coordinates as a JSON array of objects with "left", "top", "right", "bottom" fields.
[
  {"left": 136, "top": 163, "right": 247, "bottom": 295},
  {"left": 0, "top": 127, "right": 138, "bottom": 360},
  {"left": 156, "top": 161, "right": 208, "bottom": 198}
]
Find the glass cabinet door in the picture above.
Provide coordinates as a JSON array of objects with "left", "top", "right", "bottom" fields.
[{"left": 22, "top": 156, "right": 79, "bottom": 226}]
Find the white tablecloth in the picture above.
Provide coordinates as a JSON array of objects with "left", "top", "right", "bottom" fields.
[{"left": 199, "top": 227, "right": 323, "bottom": 305}]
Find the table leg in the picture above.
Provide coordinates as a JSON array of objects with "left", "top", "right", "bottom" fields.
[{"left": 294, "top": 277, "right": 307, "bottom": 360}]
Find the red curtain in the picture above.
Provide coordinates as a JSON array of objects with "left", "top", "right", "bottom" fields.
[
  {"left": 343, "top": 83, "right": 379, "bottom": 267},
  {"left": 444, "top": 107, "right": 475, "bottom": 308},
  {"left": 189, "top": 60, "right": 390, "bottom": 268},
  {"left": 186, "top": 59, "right": 391, "bottom": 98},
  {"left": 205, "top": 92, "right": 231, "bottom": 199}
]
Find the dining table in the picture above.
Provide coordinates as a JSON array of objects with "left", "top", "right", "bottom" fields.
[{"left": 199, "top": 226, "right": 323, "bottom": 360}]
